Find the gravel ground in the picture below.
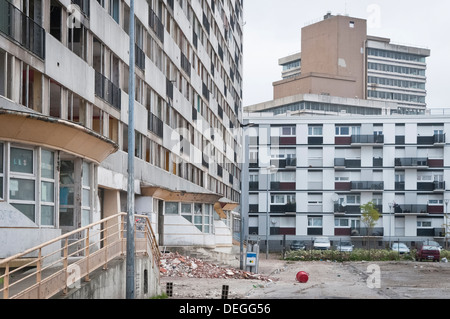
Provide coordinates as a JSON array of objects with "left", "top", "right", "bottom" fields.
[{"left": 160, "top": 253, "right": 450, "bottom": 299}]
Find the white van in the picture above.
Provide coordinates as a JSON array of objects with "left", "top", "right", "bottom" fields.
[{"left": 313, "top": 237, "right": 331, "bottom": 250}]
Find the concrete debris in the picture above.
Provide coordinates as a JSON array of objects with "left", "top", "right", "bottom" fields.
[{"left": 160, "top": 252, "right": 273, "bottom": 282}]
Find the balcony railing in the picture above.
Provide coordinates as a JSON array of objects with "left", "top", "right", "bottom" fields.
[
  {"left": 393, "top": 204, "right": 428, "bottom": 215},
  {"left": 334, "top": 158, "right": 361, "bottom": 168},
  {"left": 135, "top": 44, "right": 145, "bottom": 70},
  {"left": 351, "top": 181, "right": 384, "bottom": 190},
  {"left": 149, "top": 8, "right": 164, "bottom": 43},
  {"left": 148, "top": 112, "right": 163, "bottom": 138},
  {"left": 417, "top": 181, "right": 446, "bottom": 191},
  {"left": 351, "top": 134, "right": 384, "bottom": 144},
  {"left": 270, "top": 203, "right": 296, "bottom": 213},
  {"left": 417, "top": 134, "right": 446, "bottom": 145},
  {"left": 181, "top": 52, "right": 191, "bottom": 77},
  {"left": 0, "top": 0, "right": 45, "bottom": 59},
  {"left": 95, "top": 71, "right": 121, "bottom": 110},
  {"left": 395, "top": 157, "right": 428, "bottom": 167}
]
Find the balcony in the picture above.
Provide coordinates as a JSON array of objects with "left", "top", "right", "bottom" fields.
[
  {"left": 334, "top": 204, "right": 362, "bottom": 214},
  {"left": 135, "top": 44, "right": 145, "bottom": 70},
  {"left": 270, "top": 157, "right": 297, "bottom": 168},
  {"left": 0, "top": 0, "right": 45, "bottom": 59},
  {"left": 149, "top": 8, "right": 164, "bottom": 43},
  {"left": 351, "top": 181, "right": 384, "bottom": 191},
  {"left": 334, "top": 158, "right": 361, "bottom": 168},
  {"left": 351, "top": 134, "right": 384, "bottom": 145},
  {"left": 395, "top": 157, "right": 428, "bottom": 168},
  {"left": 270, "top": 203, "right": 296, "bottom": 213},
  {"left": 148, "top": 112, "right": 163, "bottom": 138},
  {"left": 95, "top": 71, "right": 121, "bottom": 110},
  {"left": 270, "top": 182, "right": 296, "bottom": 191},
  {"left": 271, "top": 136, "right": 297, "bottom": 145},
  {"left": 417, "top": 134, "right": 446, "bottom": 145},
  {"left": 249, "top": 181, "right": 259, "bottom": 191},
  {"left": 417, "top": 181, "right": 445, "bottom": 192},
  {"left": 393, "top": 204, "right": 428, "bottom": 215}
]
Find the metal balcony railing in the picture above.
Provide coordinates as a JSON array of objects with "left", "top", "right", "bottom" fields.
[
  {"left": 351, "top": 181, "right": 384, "bottom": 190},
  {"left": 0, "top": 213, "right": 159, "bottom": 299},
  {"left": 351, "top": 134, "right": 384, "bottom": 144},
  {"left": 0, "top": 0, "right": 45, "bottom": 59},
  {"left": 395, "top": 157, "right": 428, "bottom": 167},
  {"left": 95, "top": 71, "right": 121, "bottom": 110}
]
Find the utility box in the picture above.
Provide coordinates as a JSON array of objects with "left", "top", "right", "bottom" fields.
[{"left": 245, "top": 243, "right": 259, "bottom": 273}]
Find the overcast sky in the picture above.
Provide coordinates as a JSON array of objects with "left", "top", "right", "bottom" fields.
[{"left": 242, "top": 0, "right": 450, "bottom": 109}]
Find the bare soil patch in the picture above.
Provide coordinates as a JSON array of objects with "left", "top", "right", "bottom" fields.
[{"left": 160, "top": 253, "right": 450, "bottom": 299}]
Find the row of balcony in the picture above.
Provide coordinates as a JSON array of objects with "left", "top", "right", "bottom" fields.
[
  {"left": 250, "top": 134, "right": 447, "bottom": 146},
  {"left": 249, "top": 157, "right": 445, "bottom": 169},
  {"left": 248, "top": 203, "right": 445, "bottom": 215},
  {"left": 249, "top": 181, "right": 446, "bottom": 192}
]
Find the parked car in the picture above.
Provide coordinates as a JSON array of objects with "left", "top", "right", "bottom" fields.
[
  {"left": 422, "top": 240, "right": 442, "bottom": 252},
  {"left": 290, "top": 240, "right": 306, "bottom": 251},
  {"left": 336, "top": 241, "right": 354, "bottom": 252},
  {"left": 416, "top": 245, "right": 440, "bottom": 262},
  {"left": 313, "top": 237, "right": 331, "bottom": 250},
  {"left": 391, "top": 242, "right": 410, "bottom": 254}
]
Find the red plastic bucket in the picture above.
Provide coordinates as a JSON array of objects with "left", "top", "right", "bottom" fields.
[{"left": 296, "top": 271, "right": 309, "bottom": 283}]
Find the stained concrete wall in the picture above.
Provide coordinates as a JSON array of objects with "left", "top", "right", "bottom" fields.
[{"left": 56, "top": 255, "right": 161, "bottom": 299}]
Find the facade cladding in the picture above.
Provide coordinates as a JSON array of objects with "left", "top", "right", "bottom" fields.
[{"left": 0, "top": 0, "right": 243, "bottom": 257}]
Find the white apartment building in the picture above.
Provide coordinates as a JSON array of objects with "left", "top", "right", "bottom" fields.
[
  {"left": 242, "top": 110, "right": 450, "bottom": 250},
  {"left": 0, "top": 0, "right": 243, "bottom": 258}
]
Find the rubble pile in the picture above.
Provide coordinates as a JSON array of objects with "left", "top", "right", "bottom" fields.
[{"left": 160, "top": 252, "right": 273, "bottom": 282}]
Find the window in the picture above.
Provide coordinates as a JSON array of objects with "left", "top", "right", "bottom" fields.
[
  {"left": 271, "top": 194, "right": 295, "bottom": 204},
  {"left": 81, "top": 161, "right": 91, "bottom": 226},
  {"left": 308, "top": 126, "right": 322, "bottom": 136},
  {"left": 165, "top": 202, "right": 179, "bottom": 215},
  {"left": 335, "top": 126, "right": 350, "bottom": 136},
  {"left": 417, "top": 221, "right": 432, "bottom": 227},
  {"left": 9, "top": 147, "right": 35, "bottom": 222},
  {"left": 335, "top": 218, "right": 349, "bottom": 227},
  {"left": 281, "top": 126, "right": 296, "bottom": 136},
  {"left": 308, "top": 217, "right": 322, "bottom": 227},
  {"left": 41, "top": 150, "right": 55, "bottom": 226},
  {"left": 59, "top": 160, "right": 75, "bottom": 226},
  {"left": 109, "top": 0, "right": 120, "bottom": 23}
]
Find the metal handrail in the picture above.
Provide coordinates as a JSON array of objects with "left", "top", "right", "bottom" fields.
[{"left": 0, "top": 213, "right": 159, "bottom": 299}]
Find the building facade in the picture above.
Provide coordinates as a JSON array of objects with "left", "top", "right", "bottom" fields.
[
  {"left": 242, "top": 110, "right": 450, "bottom": 250},
  {"left": 274, "top": 13, "right": 430, "bottom": 113},
  {"left": 0, "top": 0, "right": 243, "bottom": 258}
]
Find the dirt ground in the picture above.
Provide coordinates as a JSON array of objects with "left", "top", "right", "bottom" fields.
[{"left": 160, "top": 253, "right": 450, "bottom": 299}]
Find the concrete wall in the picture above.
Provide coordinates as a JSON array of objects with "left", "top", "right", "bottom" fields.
[{"left": 57, "top": 255, "right": 160, "bottom": 299}]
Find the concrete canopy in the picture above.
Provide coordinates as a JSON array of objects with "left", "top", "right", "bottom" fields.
[{"left": 0, "top": 109, "right": 118, "bottom": 164}]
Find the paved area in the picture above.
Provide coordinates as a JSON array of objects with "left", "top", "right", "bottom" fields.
[{"left": 160, "top": 253, "right": 450, "bottom": 299}]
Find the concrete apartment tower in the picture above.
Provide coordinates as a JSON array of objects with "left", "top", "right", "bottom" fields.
[
  {"left": 274, "top": 13, "right": 430, "bottom": 112},
  {"left": 0, "top": 0, "right": 244, "bottom": 258}
]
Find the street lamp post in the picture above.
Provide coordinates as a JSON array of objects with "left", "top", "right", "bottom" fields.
[{"left": 388, "top": 202, "right": 395, "bottom": 248}]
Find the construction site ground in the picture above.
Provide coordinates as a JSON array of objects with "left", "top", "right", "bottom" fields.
[{"left": 160, "top": 252, "right": 450, "bottom": 299}]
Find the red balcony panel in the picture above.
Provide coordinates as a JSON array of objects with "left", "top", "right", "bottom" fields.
[
  {"left": 428, "top": 159, "right": 444, "bottom": 168},
  {"left": 279, "top": 228, "right": 296, "bottom": 235},
  {"left": 428, "top": 205, "right": 444, "bottom": 214},
  {"left": 279, "top": 136, "right": 297, "bottom": 145},
  {"left": 335, "top": 136, "right": 352, "bottom": 145},
  {"left": 280, "top": 182, "right": 296, "bottom": 191},
  {"left": 335, "top": 182, "right": 351, "bottom": 191},
  {"left": 335, "top": 228, "right": 352, "bottom": 236}
]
